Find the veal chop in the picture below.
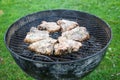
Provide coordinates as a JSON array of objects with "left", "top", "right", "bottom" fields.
[
  {"left": 57, "top": 19, "right": 78, "bottom": 32},
  {"left": 24, "top": 27, "right": 49, "bottom": 43},
  {"left": 61, "top": 27, "right": 90, "bottom": 42},
  {"left": 38, "top": 21, "right": 61, "bottom": 33}
]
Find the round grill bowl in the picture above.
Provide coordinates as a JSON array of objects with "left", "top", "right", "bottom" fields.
[{"left": 5, "top": 9, "right": 112, "bottom": 80}]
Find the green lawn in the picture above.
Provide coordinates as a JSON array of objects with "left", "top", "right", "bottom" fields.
[{"left": 0, "top": 0, "right": 120, "bottom": 80}]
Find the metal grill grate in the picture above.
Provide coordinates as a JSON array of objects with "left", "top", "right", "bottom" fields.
[{"left": 9, "top": 19, "right": 108, "bottom": 62}]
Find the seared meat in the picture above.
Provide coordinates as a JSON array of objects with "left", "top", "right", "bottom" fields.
[
  {"left": 38, "top": 21, "right": 61, "bottom": 32},
  {"left": 54, "top": 37, "right": 82, "bottom": 55},
  {"left": 24, "top": 27, "right": 49, "bottom": 43},
  {"left": 61, "top": 26, "right": 90, "bottom": 42},
  {"left": 28, "top": 38, "right": 57, "bottom": 55},
  {"left": 24, "top": 19, "right": 90, "bottom": 56},
  {"left": 57, "top": 19, "right": 78, "bottom": 32}
]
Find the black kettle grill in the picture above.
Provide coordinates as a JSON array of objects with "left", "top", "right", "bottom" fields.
[{"left": 5, "top": 9, "right": 112, "bottom": 80}]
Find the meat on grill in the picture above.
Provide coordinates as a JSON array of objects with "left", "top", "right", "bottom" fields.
[
  {"left": 28, "top": 38, "right": 57, "bottom": 55},
  {"left": 24, "top": 27, "right": 49, "bottom": 43},
  {"left": 38, "top": 21, "right": 61, "bottom": 33},
  {"left": 57, "top": 19, "right": 78, "bottom": 32},
  {"left": 54, "top": 37, "right": 82, "bottom": 55},
  {"left": 61, "top": 27, "right": 90, "bottom": 42},
  {"left": 24, "top": 20, "right": 90, "bottom": 56}
]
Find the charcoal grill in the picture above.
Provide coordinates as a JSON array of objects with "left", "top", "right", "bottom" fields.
[{"left": 4, "top": 9, "right": 112, "bottom": 80}]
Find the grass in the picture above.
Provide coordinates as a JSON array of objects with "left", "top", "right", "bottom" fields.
[{"left": 0, "top": 0, "right": 120, "bottom": 80}]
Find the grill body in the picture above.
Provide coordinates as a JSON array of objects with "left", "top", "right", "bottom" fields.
[
  {"left": 12, "top": 50, "right": 106, "bottom": 80},
  {"left": 5, "top": 9, "right": 111, "bottom": 80}
]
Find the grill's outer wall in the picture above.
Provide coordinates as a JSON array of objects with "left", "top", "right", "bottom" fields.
[
  {"left": 11, "top": 49, "right": 106, "bottom": 80},
  {"left": 5, "top": 9, "right": 112, "bottom": 80}
]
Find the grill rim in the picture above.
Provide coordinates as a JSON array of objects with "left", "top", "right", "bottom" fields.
[{"left": 4, "top": 9, "right": 112, "bottom": 64}]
